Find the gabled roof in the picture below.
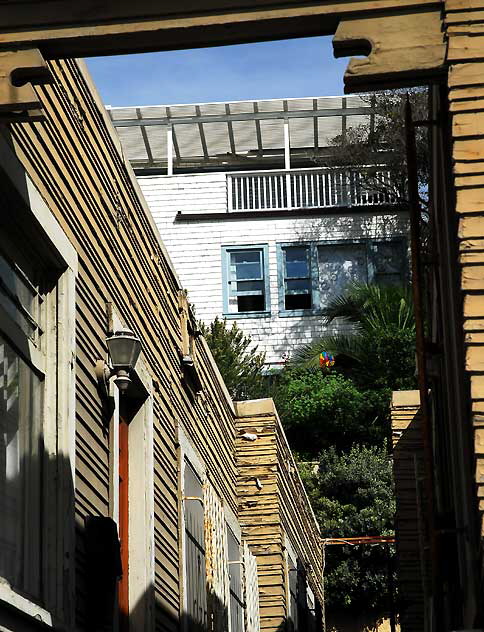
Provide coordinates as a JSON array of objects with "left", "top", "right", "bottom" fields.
[{"left": 108, "top": 95, "right": 374, "bottom": 170}]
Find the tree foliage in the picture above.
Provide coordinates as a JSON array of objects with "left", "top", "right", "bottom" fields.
[
  {"left": 315, "top": 89, "right": 429, "bottom": 209},
  {"left": 300, "top": 445, "right": 395, "bottom": 613},
  {"left": 274, "top": 369, "right": 390, "bottom": 454},
  {"left": 199, "top": 316, "right": 267, "bottom": 401},
  {"left": 281, "top": 282, "right": 417, "bottom": 617},
  {"left": 292, "top": 282, "right": 416, "bottom": 391}
]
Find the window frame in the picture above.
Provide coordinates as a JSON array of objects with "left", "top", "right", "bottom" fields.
[
  {"left": 221, "top": 244, "right": 271, "bottom": 319},
  {"left": 277, "top": 237, "right": 407, "bottom": 316},
  {"left": 277, "top": 243, "right": 320, "bottom": 317},
  {"left": 177, "top": 428, "right": 208, "bottom": 632},
  {"left": 225, "top": 518, "right": 243, "bottom": 632},
  {"left": 0, "top": 143, "right": 77, "bottom": 626}
]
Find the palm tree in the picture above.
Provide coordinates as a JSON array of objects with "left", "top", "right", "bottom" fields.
[{"left": 292, "top": 282, "right": 416, "bottom": 390}]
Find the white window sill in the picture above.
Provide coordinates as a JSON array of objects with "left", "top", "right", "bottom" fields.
[
  {"left": 0, "top": 580, "right": 52, "bottom": 628},
  {"left": 223, "top": 311, "right": 271, "bottom": 319}
]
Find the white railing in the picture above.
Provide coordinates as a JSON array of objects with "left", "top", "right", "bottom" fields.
[{"left": 227, "top": 167, "right": 394, "bottom": 212}]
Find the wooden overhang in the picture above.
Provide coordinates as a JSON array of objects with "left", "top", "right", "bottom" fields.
[
  {"left": 0, "top": 1, "right": 443, "bottom": 56},
  {"left": 0, "top": 1, "right": 446, "bottom": 120}
]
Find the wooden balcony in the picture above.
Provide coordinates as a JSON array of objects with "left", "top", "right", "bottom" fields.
[{"left": 227, "top": 167, "right": 395, "bottom": 212}]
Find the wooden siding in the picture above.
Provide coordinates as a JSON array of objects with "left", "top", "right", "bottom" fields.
[
  {"left": 446, "top": 0, "right": 484, "bottom": 540},
  {"left": 139, "top": 173, "right": 409, "bottom": 366},
  {"left": 444, "top": 1, "right": 484, "bottom": 624},
  {"left": 236, "top": 404, "right": 285, "bottom": 631},
  {"left": 5, "top": 58, "right": 237, "bottom": 631},
  {"left": 275, "top": 422, "right": 324, "bottom": 608},
  {"left": 235, "top": 399, "right": 323, "bottom": 632},
  {"left": 203, "top": 482, "right": 231, "bottom": 632},
  {"left": 391, "top": 391, "right": 425, "bottom": 632},
  {"left": 137, "top": 172, "right": 227, "bottom": 214}
]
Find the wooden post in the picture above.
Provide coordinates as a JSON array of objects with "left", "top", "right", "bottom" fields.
[
  {"left": 284, "top": 118, "right": 292, "bottom": 209},
  {"left": 167, "top": 125, "right": 173, "bottom": 176}
]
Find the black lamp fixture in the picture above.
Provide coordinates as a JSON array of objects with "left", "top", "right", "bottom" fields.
[{"left": 105, "top": 329, "right": 142, "bottom": 392}]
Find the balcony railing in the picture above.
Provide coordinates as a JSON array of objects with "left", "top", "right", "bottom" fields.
[{"left": 227, "top": 167, "right": 394, "bottom": 212}]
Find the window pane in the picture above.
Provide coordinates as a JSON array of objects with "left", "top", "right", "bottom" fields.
[
  {"left": 288, "top": 557, "right": 298, "bottom": 632},
  {"left": 375, "top": 273, "right": 402, "bottom": 285},
  {"left": 236, "top": 280, "right": 264, "bottom": 294},
  {"left": 230, "top": 251, "right": 262, "bottom": 281},
  {"left": 0, "top": 254, "right": 36, "bottom": 314},
  {"left": 286, "top": 279, "right": 311, "bottom": 294},
  {"left": 227, "top": 528, "right": 244, "bottom": 632},
  {"left": 0, "top": 333, "right": 42, "bottom": 599},
  {"left": 234, "top": 263, "right": 262, "bottom": 281},
  {"left": 285, "top": 247, "right": 309, "bottom": 279},
  {"left": 0, "top": 253, "right": 39, "bottom": 340},
  {"left": 237, "top": 295, "right": 265, "bottom": 312},
  {"left": 231, "top": 251, "right": 260, "bottom": 265},
  {"left": 183, "top": 462, "right": 207, "bottom": 628},
  {"left": 285, "top": 294, "right": 312, "bottom": 311},
  {"left": 318, "top": 244, "right": 367, "bottom": 307},
  {"left": 372, "top": 242, "right": 403, "bottom": 284}
]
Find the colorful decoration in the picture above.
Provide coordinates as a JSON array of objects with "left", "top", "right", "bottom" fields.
[{"left": 319, "top": 352, "right": 335, "bottom": 369}]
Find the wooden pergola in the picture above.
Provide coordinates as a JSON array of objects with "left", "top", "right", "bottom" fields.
[{"left": 108, "top": 95, "right": 374, "bottom": 171}]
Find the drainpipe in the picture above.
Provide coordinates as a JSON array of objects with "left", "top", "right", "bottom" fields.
[{"left": 405, "top": 96, "right": 438, "bottom": 628}]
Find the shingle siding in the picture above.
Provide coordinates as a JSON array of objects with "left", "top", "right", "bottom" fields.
[{"left": 140, "top": 173, "right": 410, "bottom": 366}]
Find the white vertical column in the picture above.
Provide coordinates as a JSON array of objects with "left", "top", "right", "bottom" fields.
[
  {"left": 284, "top": 118, "right": 292, "bottom": 208},
  {"left": 167, "top": 125, "right": 173, "bottom": 176},
  {"left": 284, "top": 118, "right": 291, "bottom": 170}
]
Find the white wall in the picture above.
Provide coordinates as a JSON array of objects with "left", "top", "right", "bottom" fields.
[
  {"left": 145, "top": 172, "right": 227, "bottom": 215},
  {"left": 139, "top": 172, "right": 409, "bottom": 367}
]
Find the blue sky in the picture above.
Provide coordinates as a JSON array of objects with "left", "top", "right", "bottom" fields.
[{"left": 86, "top": 36, "right": 348, "bottom": 106}]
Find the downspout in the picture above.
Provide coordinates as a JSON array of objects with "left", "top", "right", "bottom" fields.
[{"left": 404, "top": 96, "right": 438, "bottom": 628}]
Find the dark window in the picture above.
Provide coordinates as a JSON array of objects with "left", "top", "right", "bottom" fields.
[
  {"left": 279, "top": 239, "right": 406, "bottom": 315},
  {"left": 288, "top": 555, "right": 299, "bottom": 632},
  {"left": 183, "top": 462, "right": 207, "bottom": 630},
  {"left": 370, "top": 240, "right": 405, "bottom": 285},
  {"left": 227, "top": 527, "right": 244, "bottom": 631},
  {"left": 283, "top": 246, "right": 312, "bottom": 311}
]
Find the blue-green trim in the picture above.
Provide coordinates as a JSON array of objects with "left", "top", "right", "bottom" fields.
[
  {"left": 276, "top": 237, "right": 408, "bottom": 316},
  {"left": 221, "top": 244, "right": 271, "bottom": 317},
  {"left": 224, "top": 311, "right": 271, "bottom": 320},
  {"left": 277, "top": 242, "right": 320, "bottom": 317}
]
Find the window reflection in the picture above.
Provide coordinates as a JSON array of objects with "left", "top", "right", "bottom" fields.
[{"left": 0, "top": 333, "right": 42, "bottom": 599}]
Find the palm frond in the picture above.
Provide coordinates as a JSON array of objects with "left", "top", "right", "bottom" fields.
[
  {"left": 321, "top": 292, "right": 365, "bottom": 325},
  {"left": 291, "top": 333, "right": 365, "bottom": 368},
  {"left": 322, "top": 281, "right": 382, "bottom": 324},
  {"left": 323, "top": 282, "right": 414, "bottom": 332}
]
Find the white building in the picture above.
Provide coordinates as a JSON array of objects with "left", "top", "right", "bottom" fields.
[{"left": 110, "top": 96, "right": 409, "bottom": 368}]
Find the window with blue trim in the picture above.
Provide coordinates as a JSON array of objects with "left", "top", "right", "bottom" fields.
[
  {"left": 278, "top": 239, "right": 406, "bottom": 315},
  {"left": 282, "top": 246, "right": 312, "bottom": 311},
  {"left": 222, "top": 245, "right": 270, "bottom": 315}
]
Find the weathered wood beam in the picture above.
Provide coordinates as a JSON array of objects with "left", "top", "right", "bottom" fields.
[
  {"left": 333, "top": 9, "right": 447, "bottom": 91},
  {"left": 0, "top": 1, "right": 446, "bottom": 116},
  {"left": 0, "top": 49, "right": 51, "bottom": 120},
  {"left": 0, "top": 1, "right": 442, "bottom": 57}
]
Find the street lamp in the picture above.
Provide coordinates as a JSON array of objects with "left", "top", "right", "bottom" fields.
[{"left": 105, "top": 329, "right": 142, "bottom": 392}]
